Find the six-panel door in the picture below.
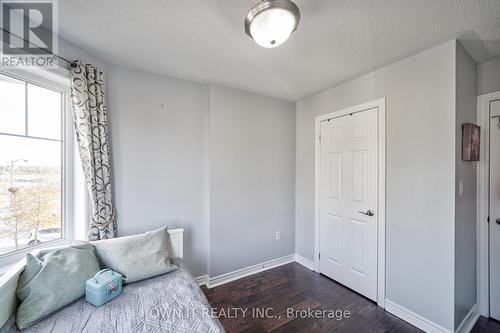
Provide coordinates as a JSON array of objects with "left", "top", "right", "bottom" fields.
[{"left": 319, "top": 107, "right": 378, "bottom": 301}]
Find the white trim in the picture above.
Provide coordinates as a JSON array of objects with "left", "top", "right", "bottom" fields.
[
  {"left": 62, "top": 73, "right": 75, "bottom": 246},
  {"left": 195, "top": 275, "right": 209, "bottom": 287},
  {"left": 208, "top": 255, "right": 294, "bottom": 288},
  {"left": 385, "top": 299, "right": 452, "bottom": 333},
  {"left": 0, "top": 68, "right": 74, "bottom": 269},
  {"left": 0, "top": 67, "right": 70, "bottom": 91},
  {"left": 196, "top": 254, "right": 316, "bottom": 288},
  {"left": 199, "top": 255, "right": 295, "bottom": 288},
  {"left": 0, "top": 239, "right": 72, "bottom": 271},
  {"left": 314, "top": 115, "right": 321, "bottom": 273},
  {"left": 455, "top": 304, "right": 479, "bottom": 333},
  {"left": 0, "top": 259, "right": 25, "bottom": 328},
  {"left": 294, "top": 254, "right": 316, "bottom": 271},
  {"left": 314, "top": 98, "right": 387, "bottom": 307},
  {"left": 378, "top": 98, "right": 387, "bottom": 308},
  {"left": 477, "top": 91, "right": 500, "bottom": 317}
]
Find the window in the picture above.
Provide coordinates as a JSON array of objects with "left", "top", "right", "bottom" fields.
[{"left": 0, "top": 71, "right": 69, "bottom": 256}]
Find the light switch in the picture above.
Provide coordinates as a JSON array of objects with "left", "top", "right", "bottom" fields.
[{"left": 458, "top": 180, "right": 464, "bottom": 196}]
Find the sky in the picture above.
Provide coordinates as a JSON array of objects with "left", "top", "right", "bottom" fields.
[{"left": 0, "top": 73, "right": 62, "bottom": 168}]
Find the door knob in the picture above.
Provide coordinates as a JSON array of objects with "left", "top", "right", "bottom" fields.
[
  {"left": 359, "top": 210, "right": 374, "bottom": 217},
  {"left": 496, "top": 218, "right": 500, "bottom": 225}
]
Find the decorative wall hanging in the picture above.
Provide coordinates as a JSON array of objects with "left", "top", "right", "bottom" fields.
[{"left": 462, "top": 123, "right": 480, "bottom": 161}]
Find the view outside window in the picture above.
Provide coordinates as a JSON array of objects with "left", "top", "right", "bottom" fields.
[{"left": 0, "top": 73, "right": 63, "bottom": 255}]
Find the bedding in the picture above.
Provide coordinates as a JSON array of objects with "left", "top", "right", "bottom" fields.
[{"left": 1, "top": 269, "right": 224, "bottom": 333}]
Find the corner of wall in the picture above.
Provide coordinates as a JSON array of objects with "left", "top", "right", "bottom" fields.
[
  {"left": 453, "top": 40, "right": 479, "bottom": 331},
  {"left": 205, "top": 83, "right": 212, "bottom": 278},
  {"left": 294, "top": 101, "right": 300, "bottom": 256}
]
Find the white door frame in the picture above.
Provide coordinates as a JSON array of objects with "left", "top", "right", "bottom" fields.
[
  {"left": 477, "top": 91, "right": 500, "bottom": 317},
  {"left": 314, "top": 98, "right": 386, "bottom": 307}
]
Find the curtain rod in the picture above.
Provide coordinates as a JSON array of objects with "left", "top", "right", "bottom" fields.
[{"left": 0, "top": 27, "right": 77, "bottom": 68}]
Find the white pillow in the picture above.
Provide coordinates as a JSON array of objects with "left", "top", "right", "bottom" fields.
[{"left": 92, "top": 226, "right": 176, "bottom": 283}]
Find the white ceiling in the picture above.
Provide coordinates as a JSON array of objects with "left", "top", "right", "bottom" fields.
[{"left": 58, "top": 0, "right": 500, "bottom": 101}]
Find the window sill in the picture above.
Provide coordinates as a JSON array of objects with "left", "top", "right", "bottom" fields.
[{"left": 0, "top": 239, "right": 73, "bottom": 275}]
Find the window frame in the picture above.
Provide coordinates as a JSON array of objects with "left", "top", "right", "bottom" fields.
[{"left": 0, "top": 67, "right": 75, "bottom": 269}]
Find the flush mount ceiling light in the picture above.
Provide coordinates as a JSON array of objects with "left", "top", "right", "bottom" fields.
[{"left": 245, "top": 0, "right": 300, "bottom": 48}]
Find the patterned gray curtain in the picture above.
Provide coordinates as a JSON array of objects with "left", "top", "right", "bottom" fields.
[{"left": 70, "top": 61, "right": 116, "bottom": 240}]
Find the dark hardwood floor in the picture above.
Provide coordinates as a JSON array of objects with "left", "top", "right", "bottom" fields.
[
  {"left": 202, "top": 262, "right": 500, "bottom": 333},
  {"left": 473, "top": 317, "right": 500, "bottom": 333}
]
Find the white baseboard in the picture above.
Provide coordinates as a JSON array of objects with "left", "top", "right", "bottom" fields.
[
  {"left": 195, "top": 275, "right": 209, "bottom": 287},
  {"left": 195, "top": 253, "right": 318, "bottom": 288},
  {"left": 294, "top": 254, "right": 316, "bottom": 271},
  {"left": 385, "top": 300, "right": 452, "bottom": 333},
  {"left": 455, "top": 304, "right": 479, "bottom": 333},
  {"left": 196, "top": 254, "right": 295, "bottom": 288}
]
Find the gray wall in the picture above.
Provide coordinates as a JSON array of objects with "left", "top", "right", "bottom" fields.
[
  {"left": 58, "top": 37, "right": 108, "bottom": 71},
  {"left": 106, "top": 65, "right": 210, "bottom": 277},
  {"left": 209, "top": 84, "right": 296, "bottom": 276},
  {"left": 454, "top": 42, "right": 478, "bottom": 329},
  {"left": 478, "top": 58, "right": 500, "bottom": 95},
  {"left": 296, "top": 41, "right": 457, "bottom": 330},
  {"left": 102, "top": 67, "right": 296, "bottom": 278}
]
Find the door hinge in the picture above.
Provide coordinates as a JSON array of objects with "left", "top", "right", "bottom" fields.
[
  {"left": 319, "top": 134, "right": 321, "bottom": 142},
  {"left": 488, "top": 216, "right": 490, "bottom": 223},
  {"left": 318, "top": 252, "right": 321, "bottom": 260}
]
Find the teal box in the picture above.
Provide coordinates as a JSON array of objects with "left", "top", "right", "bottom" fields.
[{"left": 85, "top": 269, "right": 122, "bottom": 307}]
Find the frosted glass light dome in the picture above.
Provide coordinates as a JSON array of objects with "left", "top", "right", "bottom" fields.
[
  {"left": 249, "top": 8, "right": 295, "bottom": 48},
  {"left": 245, "top": 0, "right": 300, "bottom": 49}
]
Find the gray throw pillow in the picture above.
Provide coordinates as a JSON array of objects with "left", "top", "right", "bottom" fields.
[
  {"left": 16, "top": 242, "right": 100, "bottom": 330},
  {"left": 92, "top": 226, "right": 176, "bottom": 283}
]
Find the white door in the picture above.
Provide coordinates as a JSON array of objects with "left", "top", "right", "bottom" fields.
[
  {"left": 319, "top": 107, "right": 378, "bottom": 301},
  {"left": 490, "top": 99, "right": 500, "bottom": 321}
]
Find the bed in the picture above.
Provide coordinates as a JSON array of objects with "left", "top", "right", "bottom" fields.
[{"left": 0, "top": 229, "right": 224, "bottom": 333}]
